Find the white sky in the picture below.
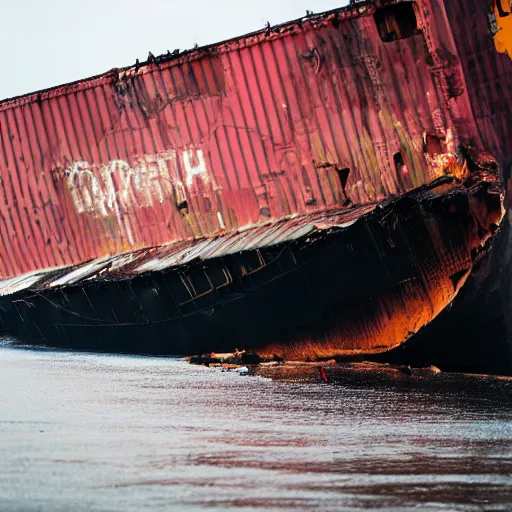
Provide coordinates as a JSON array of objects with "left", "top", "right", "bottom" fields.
[{"left": 1, "top": 0, "right": 347, "bottom": 101}]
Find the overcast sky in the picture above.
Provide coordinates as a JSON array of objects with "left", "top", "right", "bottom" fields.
[{"left": 1, "top": 0, "right": 347, "bottom": 100}]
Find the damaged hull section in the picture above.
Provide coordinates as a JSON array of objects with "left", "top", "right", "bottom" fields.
[
  {"left": 0, "top": 0, "right": 510, "bottom": 372},
  {"left": 1, "top": 166, "right": 504, "bottom": 365}
]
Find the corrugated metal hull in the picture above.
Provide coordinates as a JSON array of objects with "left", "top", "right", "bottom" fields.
[
  {"left": 398, "top": 0, "right": 512, "bottom": 372},
  {"left": 0, "top": 0, "right": 487, "bottom": 285},
  {"left": 1, "top": 167, "right": 505, "bottom": 371},
  {"left": 0, "top": 0, "right": 510, "bottom": 369}
]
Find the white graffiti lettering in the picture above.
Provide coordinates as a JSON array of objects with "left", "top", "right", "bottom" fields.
[
  {"left": 183, "top": 149, "right": 208, "bottom": 187},
  {"left": 66, "top": 149, "right": 207, "bottom": 217}
]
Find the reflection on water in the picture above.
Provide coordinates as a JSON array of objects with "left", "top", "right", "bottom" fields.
[{"left": 0, "top": 344, "right": 511, "bottom": 511}]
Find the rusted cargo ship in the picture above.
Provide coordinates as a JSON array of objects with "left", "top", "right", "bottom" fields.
[{"left": 0, "top": 0, "right": 510, "bottom": 372}]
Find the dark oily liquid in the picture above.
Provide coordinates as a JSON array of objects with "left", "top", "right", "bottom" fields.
[{"left": 0, "top": 345, "right": 511, "bottom": 511}]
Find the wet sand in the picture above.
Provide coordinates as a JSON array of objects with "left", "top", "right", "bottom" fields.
[{"left": 0, "top": 344, "right": 511, "bottom": 511}]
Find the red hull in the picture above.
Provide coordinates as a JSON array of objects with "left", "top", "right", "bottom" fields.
[
  {"left": 0, "top": 0, "right": 506, "bottom": 285},
  {"left": 0, "top": 1, "right": 510, "bottom": 368}
]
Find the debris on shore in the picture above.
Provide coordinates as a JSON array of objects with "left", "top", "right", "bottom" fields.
[{"left": 189, "top": 353, "right": 512, "bottom": 395}]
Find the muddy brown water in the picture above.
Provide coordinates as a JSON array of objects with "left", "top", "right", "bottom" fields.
[{"left": 0, "top": 343, "right": 511, "bottom": 511}]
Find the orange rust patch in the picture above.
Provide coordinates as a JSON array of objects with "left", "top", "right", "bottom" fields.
[
  {"left": 256, "top": 263, "right": 471, "bottom": 361},
  {"left": 423, "top": 131, "right": 468, "bottom": 182},
  {"left": 493, "top": 0, "right": 512, "bottom": 58},
  {"left": 255, "top": 167, "right": 505, "bottom": 362}
]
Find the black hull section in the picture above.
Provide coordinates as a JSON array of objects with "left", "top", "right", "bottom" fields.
[
  {"left": 0, "top": 175, "right": 509, "bottom": 374},
  {"left": 380, "top": 219, "right": 512, "bottom": 375}
]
